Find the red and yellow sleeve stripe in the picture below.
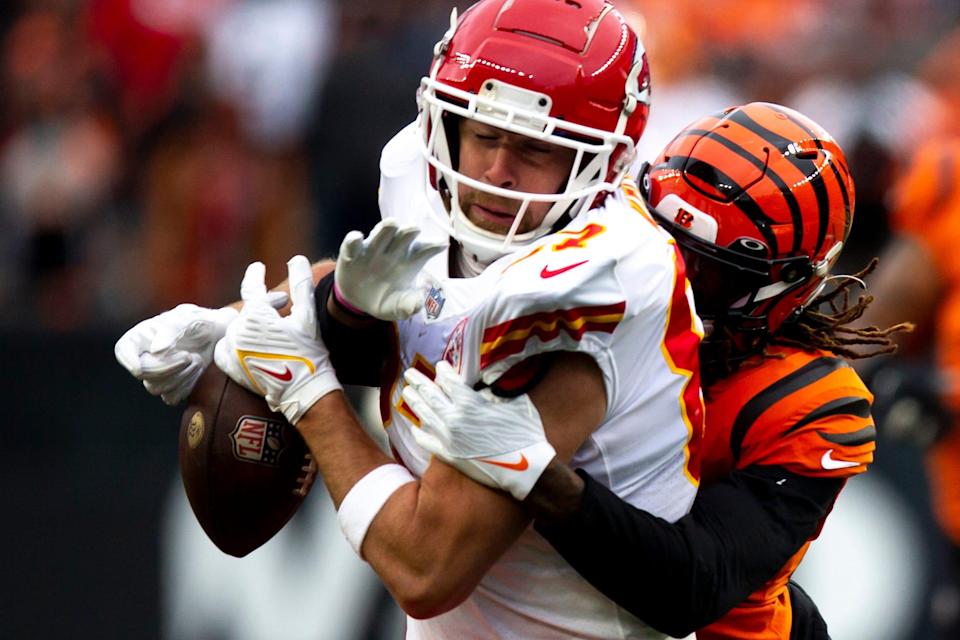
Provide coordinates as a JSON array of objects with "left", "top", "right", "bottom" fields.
[{"left": 479, "top": 302, "right": 626, "bottom": 370}]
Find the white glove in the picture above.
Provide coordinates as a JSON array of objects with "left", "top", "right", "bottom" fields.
[
  {"left": 214, "top": 256, "right": 342, "bottom": 424},
  {"left": 115, "top": 303, "right": 244, "bottom": 405},
  {"left": 401, "top": 361, "right": 556, "bottom": 500},
  {"left": 335, "top": 218, "right": 446, "bottom": 321}
]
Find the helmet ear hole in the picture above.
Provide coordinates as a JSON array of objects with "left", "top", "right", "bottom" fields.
[{"left": 731, "top": 238, "right": 768, "bottom": 258}]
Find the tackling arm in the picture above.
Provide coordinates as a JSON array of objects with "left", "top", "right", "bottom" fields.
[
  {"left": 313, "top": 271, "right": 391, "bottom": 387},
  {"left": 531, "top": 463, "right": 843, "bottom": 636}
]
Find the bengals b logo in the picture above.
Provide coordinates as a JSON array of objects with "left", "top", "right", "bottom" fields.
[{"left": 675, "top": 210, "right": 694, "bottom": 229}]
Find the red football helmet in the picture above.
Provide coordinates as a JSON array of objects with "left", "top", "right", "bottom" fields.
[
  {"left": 642, "top": 102, "right": 855, "bottom": 338},
  {"left": 418, "top": 0, "right": 650, "bottom": 263}
]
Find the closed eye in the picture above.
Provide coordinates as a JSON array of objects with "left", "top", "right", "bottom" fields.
[{"left": 527, "top": 145, "right": 553, "bottom": 154}]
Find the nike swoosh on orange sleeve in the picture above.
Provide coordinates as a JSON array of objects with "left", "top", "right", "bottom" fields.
[{"left": 820, "top": 449, "right": 859, "bottom": 470}]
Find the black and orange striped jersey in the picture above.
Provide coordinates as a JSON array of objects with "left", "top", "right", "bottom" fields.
[
  {"left": 701, "top": 346, "right": 875, "bottom": 484},
  {"left": 888, "top": 137, "right": 960, "bottom": 546},
  {"left": 697, "top": 345, "right": 874, "bottom": 639},
  {"left": 536, "top": 343, "right": 873, "bottom": 639}
]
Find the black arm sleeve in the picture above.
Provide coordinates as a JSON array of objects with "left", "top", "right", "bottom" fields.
[
  {"left": 314, "top": 271, "right": 390, "bottom": 387},
  {"left": 533, "top": 465, "right": 844, "bottom": 638},
  {"left": 786, "top": 581, "right": 831, "bottom": 639}
]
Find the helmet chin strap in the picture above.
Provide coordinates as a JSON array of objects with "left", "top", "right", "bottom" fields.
[
  {"left": 822, "top": 274, "right": 867, "bottom": 289},
  {"left": 798, "top": 272, "right": 867, "bottom": 312},
  {"left": 797, "top": 243, "right": 853, "bottom": 310}
]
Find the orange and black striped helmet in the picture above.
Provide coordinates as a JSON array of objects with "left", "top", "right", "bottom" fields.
[{"left": 642, "top": 102, "right": 855, "bottom": 337}]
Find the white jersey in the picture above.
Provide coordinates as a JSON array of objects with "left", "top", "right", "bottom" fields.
[{"left": 376, "top": 124, "right": 704, "bottom": 639}]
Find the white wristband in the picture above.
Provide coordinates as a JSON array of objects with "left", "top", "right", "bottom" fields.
[{"left": 337, "top": 463, "right": 416, "bottom": 557}]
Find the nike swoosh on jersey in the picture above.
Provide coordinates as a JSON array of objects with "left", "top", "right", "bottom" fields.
[
  {"left": 252, "top": 364, "right": 294, "bottom": 382},
  {"left": 479, "top": 454, "right": 529, "bottom": 471},
  {"left": 540, "top": 260, "right": 589, "bottom": 279},
  {"left": 821, "top": 449, "right": 859, "bottom": 470}
]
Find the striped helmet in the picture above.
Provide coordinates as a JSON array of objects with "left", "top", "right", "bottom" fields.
[{"left": 643, "top": 102, "right": 855, "bottom": 336}]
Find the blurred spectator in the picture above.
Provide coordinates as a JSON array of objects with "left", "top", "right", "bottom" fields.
[
  {"left": 855, "top": 131, "right": 960, "bottom": 639},
  {"left": 205, "top": 0, "right": 334, "bottom": 150},
  {"left": 307, "top": 0, "right": 457, "bottom": 257},
  {"left": 138, "top": 95, "right": 313, "bottom": 313},
  {"left": 132, "top": 0, "right": 334, "bottom": 312},
  {"left": 848, "top": 26, "right": 960, "bottom": 638},
  {"left": 0, "top": 3, "right": 122, "bottom": 329},
  {"left": 84, "top": 0, "right": 226, "bottom": 138},
  {"left": 916, "top": 26, "right": 960, "bottom": 137}
]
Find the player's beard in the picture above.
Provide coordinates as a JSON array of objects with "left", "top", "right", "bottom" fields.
[{"left": 458, "top": 189, "right": 545, "bottom": 235}]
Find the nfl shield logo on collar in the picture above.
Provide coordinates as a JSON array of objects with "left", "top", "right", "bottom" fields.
[{"left": 425, "top": 286, "right": 445, "bottom": 319}]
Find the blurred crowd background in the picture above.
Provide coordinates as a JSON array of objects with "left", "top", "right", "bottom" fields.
[{"left": 4, "top": 0, "right": 960, "bottom": 638}]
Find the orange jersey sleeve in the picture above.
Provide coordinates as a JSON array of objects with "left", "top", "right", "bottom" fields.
[
  {"left": 701, "top": 346, "right": 875, "bottom": 482},
  {"left": 697, "top": 346, "right": 874, "bottom": 639}
]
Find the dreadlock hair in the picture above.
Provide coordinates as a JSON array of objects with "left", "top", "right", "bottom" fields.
[
  {"left": 700, "top": 259, "right": 913, "bottom": 387},
  {"left": 771, "top": 258, "right": 913, "bottom": 357}
]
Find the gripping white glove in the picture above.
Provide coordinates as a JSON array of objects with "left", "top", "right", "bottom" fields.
[
  {"left": 214, "top": 255, "right": 342, "bottom": 424},
  {"left": 335, "top": 218, "right": 446, "bottom": 321},
  {"left": 401, "top": 361, "right": 556, "bottom": 500},
  {"left": 115, "top": 303, "right": 245, "bottom": 405}
]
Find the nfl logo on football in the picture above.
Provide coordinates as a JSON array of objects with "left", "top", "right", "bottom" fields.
[
  {"left": 230, "top": 416, "right": 286, "bottom": 466},
  {"left": 425, "top": 286, "right": 445, "bottom": 319}
]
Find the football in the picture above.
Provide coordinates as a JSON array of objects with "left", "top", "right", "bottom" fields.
[{"left": 178, "top": 365, "right": 317, "bottom": 557}]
